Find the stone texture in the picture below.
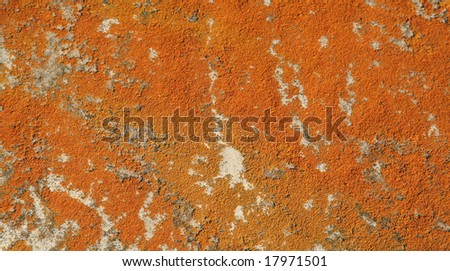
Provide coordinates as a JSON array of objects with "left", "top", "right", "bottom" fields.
[{"left": 0, "top": 1, "right": 449, "bottom": 250}]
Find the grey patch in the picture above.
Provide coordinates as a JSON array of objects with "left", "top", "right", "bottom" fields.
[
  {"left": 117, "top": 168, "right": 139, "bottom": 181},
  {"left": 263, "top": 168, "right": 285, "bottom": 179},
  {"left": 411, "top": 0, "right": 447, "bottom": 23},
  {"left": 60, "top": 94, "right": 95, "bottom": 120},
  {"left": 365, "top": 0, "right": 376, "bottom": 7},
  {"left": 188, "top": 10, "right": 199, "bottom": 22},
  {"left": 363, "top": 161, "right": 385, "bottom": 183},
  {"left": 389, "top": 37, "right": 412, "bottom": 52},
  {"left": 283, "top": 162, "right": 296, "bottom": 170},
  {"left": 371, "top": 41, "right": 381, "bottom": 50},
  {"left": 360, "top": 212, "right": 377, "bottom": 228},
  {"left": 401, "top": 22, "right": 414, "bottom": 38},
  {"left": 31, "top": 33, "right": 72, "bottom": 95},
  {"left": 171, "top": 197, "right": 202, "bottom": 249},
  {"left": 436, "top": 220, "right": 450, "bottom": 232},
  {"left": 0, "top": 145, "right": 17, "bottom": 186}
]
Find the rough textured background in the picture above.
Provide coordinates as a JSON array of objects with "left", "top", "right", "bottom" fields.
[{"left": 1, "top": 1, "right": 449, "bottom": 250}]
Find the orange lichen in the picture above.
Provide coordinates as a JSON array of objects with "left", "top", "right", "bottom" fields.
[{"left": 1, "top": 1, "right": 449, "bottom": 250}]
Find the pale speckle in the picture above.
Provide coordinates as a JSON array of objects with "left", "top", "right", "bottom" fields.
[
  {"left": 274, "top": 66, "right": 308, "bottom": 108},
  {"left": 254, "top": 244, "right": 265, "bottom": 250},
  {"left": 436, "top": 221, "right": 450, "bottom": 232},
  {"left": 316, "top": 163, "right": 328, "bottom": 172},
  {"left": 428, "top": 124, "right": 440, "bottom": 137},
  {"left": 326, "top": 194, "right": 336, "bottom": 215},
  {"left": 313, "top": 243, "right": 326, "bottom": 251},
  {"left": 361, "top": 213, "right": 377, "bottom": 228},
  {"left": 319, "top": 36, "right": 328, "bottom": 49},
  {"left": 98, "top": 18, "right": 119, "bottom": 33},
  {"left": 390, "top": 37, "right": 412, "bottom": 52},
  {"left": 234, "top": 206, "right": 247, "bottom": 223},
  {"left": 371, "top": 41, "right": 381, "bottom": 50},
  {"left": 148, "top": 48, "right": 159, "bottom": 62},
  {"left": 60, "top": 3, "right": 75, "bottom": 22},
  {"left": 57, "top": 153, "right": 70, "bottom": 163},
  {"left": 371, "top": 61, "right": 380, "bottom": 67},
  {"left": 365, "top": 0, "right": 376, "bottom": 7},
  {"left": 357, "top": 140, "right": 370, "bottom": 163},
  {"left": 303, "top": 199, "right": 314, "bottom": 210},
  {"left": 196, "top": 181, "right": 213, "bottom": 195},
  {"left": 346, "top": 69, "right": 355, "bottom": 87},
  {"left": 353, "top": 22, "right": 363, "bottom": 36},
  {"left": 188, "top": 168, "right": 202, "bottom": 176},
  {"left": 401, "top": 22, "right": 414, "bottom": 38},
  {"left": 0, "top": 43, "right": 14, "bottom": 70},
  {"left": 138, "top": 192, "right": 166, "bottom": 240},
  {"left": 339, "top": 96, "right": 356, "bottom": 118},
  {"left": 255, "top": 195, "right": 274, "bottom": 214},
  {"left": 270, "top": 40, "right": 308, "bottom": 108},
  {"left": 192, "top": 155, "right": 208, "bottom": 164},
  {"left": 42, "top": 174, "right": 124, "bottom": 250},
  {"left": 325, "top": 225, "right": 342, "bottom": 240}
]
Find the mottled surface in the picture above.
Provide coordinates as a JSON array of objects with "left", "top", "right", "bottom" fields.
[{"left": 1, "top": 1, "right": 449, "bottom": 250}]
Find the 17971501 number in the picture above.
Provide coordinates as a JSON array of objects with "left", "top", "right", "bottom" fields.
[{"left": 264, "top": 256, "right": 326, "bottom": 267}]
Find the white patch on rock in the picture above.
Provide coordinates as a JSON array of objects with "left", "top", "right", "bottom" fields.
[
  {"left": 98, "top": 18, "right": 119, "bottom": 34},
  {"left": 353, "top": 22, "right": 363, "bottom": 36},
  {"left": 371, "top": 41, "right": 381, "bottom": 50},
  {"left": 0, "top": 185, "right": 80, "bottom": 250},
  {"left": 339, "top": 96, "right": 355, "bottom": 120},
  {"left": 365, "top": 0, "right": 376, "bottom": 7},
  {"left": 401, "top": 22, "right": 414, "bottom": 38},
  {"left": 339, "top": 66, "right": 357, "bottom": 125},
  {"left": 303, "top": 199, "right": 314, "bottom": 210},
  {"left": 361, "top": 214, "right": 377, "bottom": 228},
  {"left": 60, "top": 3, "right": 76, "bottom": 22},
  {"left": 325, "top": 225, "right": 342, "bottom": 240},
  {"left": 208, "top": 63, "right": 218, "bottom": 95},
  {"left": 196, "top": 181, "right": 213, "bottom": 195},
  {"left": 326, "top": 194, "right": 336, "bottom": 215},
  {"left": 357, "top": 140, "right": 370, "bottom": 163},
  {"left": 436, "top": 221, "right": 450, "bottom": 232},
  {"left": 319, "top": 36, "right": 328, "bottom": 49},
  {"left": 346, "top": 69, "right": 355, "bottom": 87},
  {"left": 217, "top": 146, "right": 254, "bottom": 190},
  {"left": 390, "top": 38, "right": 412, "bottom": 52},
  {"left": 234, "top": 206, "right": 247, "bottom": 223},
  {"left": 188, "top": 168, "right": 202, "bottom": 176},
  {"left": 255, "top": 195, "right": 274, "bottom": 214},
  {"left": 371, "top": 61, "right": 380, "bottom": 68},
  {"left": 57, "top": 153, "right": 70, "bottom": 163},
  {"left": 148, "top": 48, "right": 159, "bottom": 62},
  {"left": 192, "top": 155, "right": 208, "bottom": 164},
  {"left": 270, "top": 40, "right": 308, "bottom": 108},
  {"left": 428, "top": 124, "right": 440, "bottom": 137},
  {"left": 138, "top": 192, "right": 166, "bottom": 240},
  {"left": 274, "top": 66, "right": 308, "bottom": 108},
  {"left": 0, "top": 42, "right": 14, "bottom": 70},
  {"left": 254, "top": 244, "right": 265, "bottom": 250},
  {"left": 313, "top": 243, "right": 326, "bottom": 251},
  {"left": 316, "top": 163, "right": 328, "bottom": 172},
  {"left": 44, "top": 174, "right": 123, "bottom": 250},
  {"left": 368, "top": 161, "right": 385, "bottom": 183}
]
